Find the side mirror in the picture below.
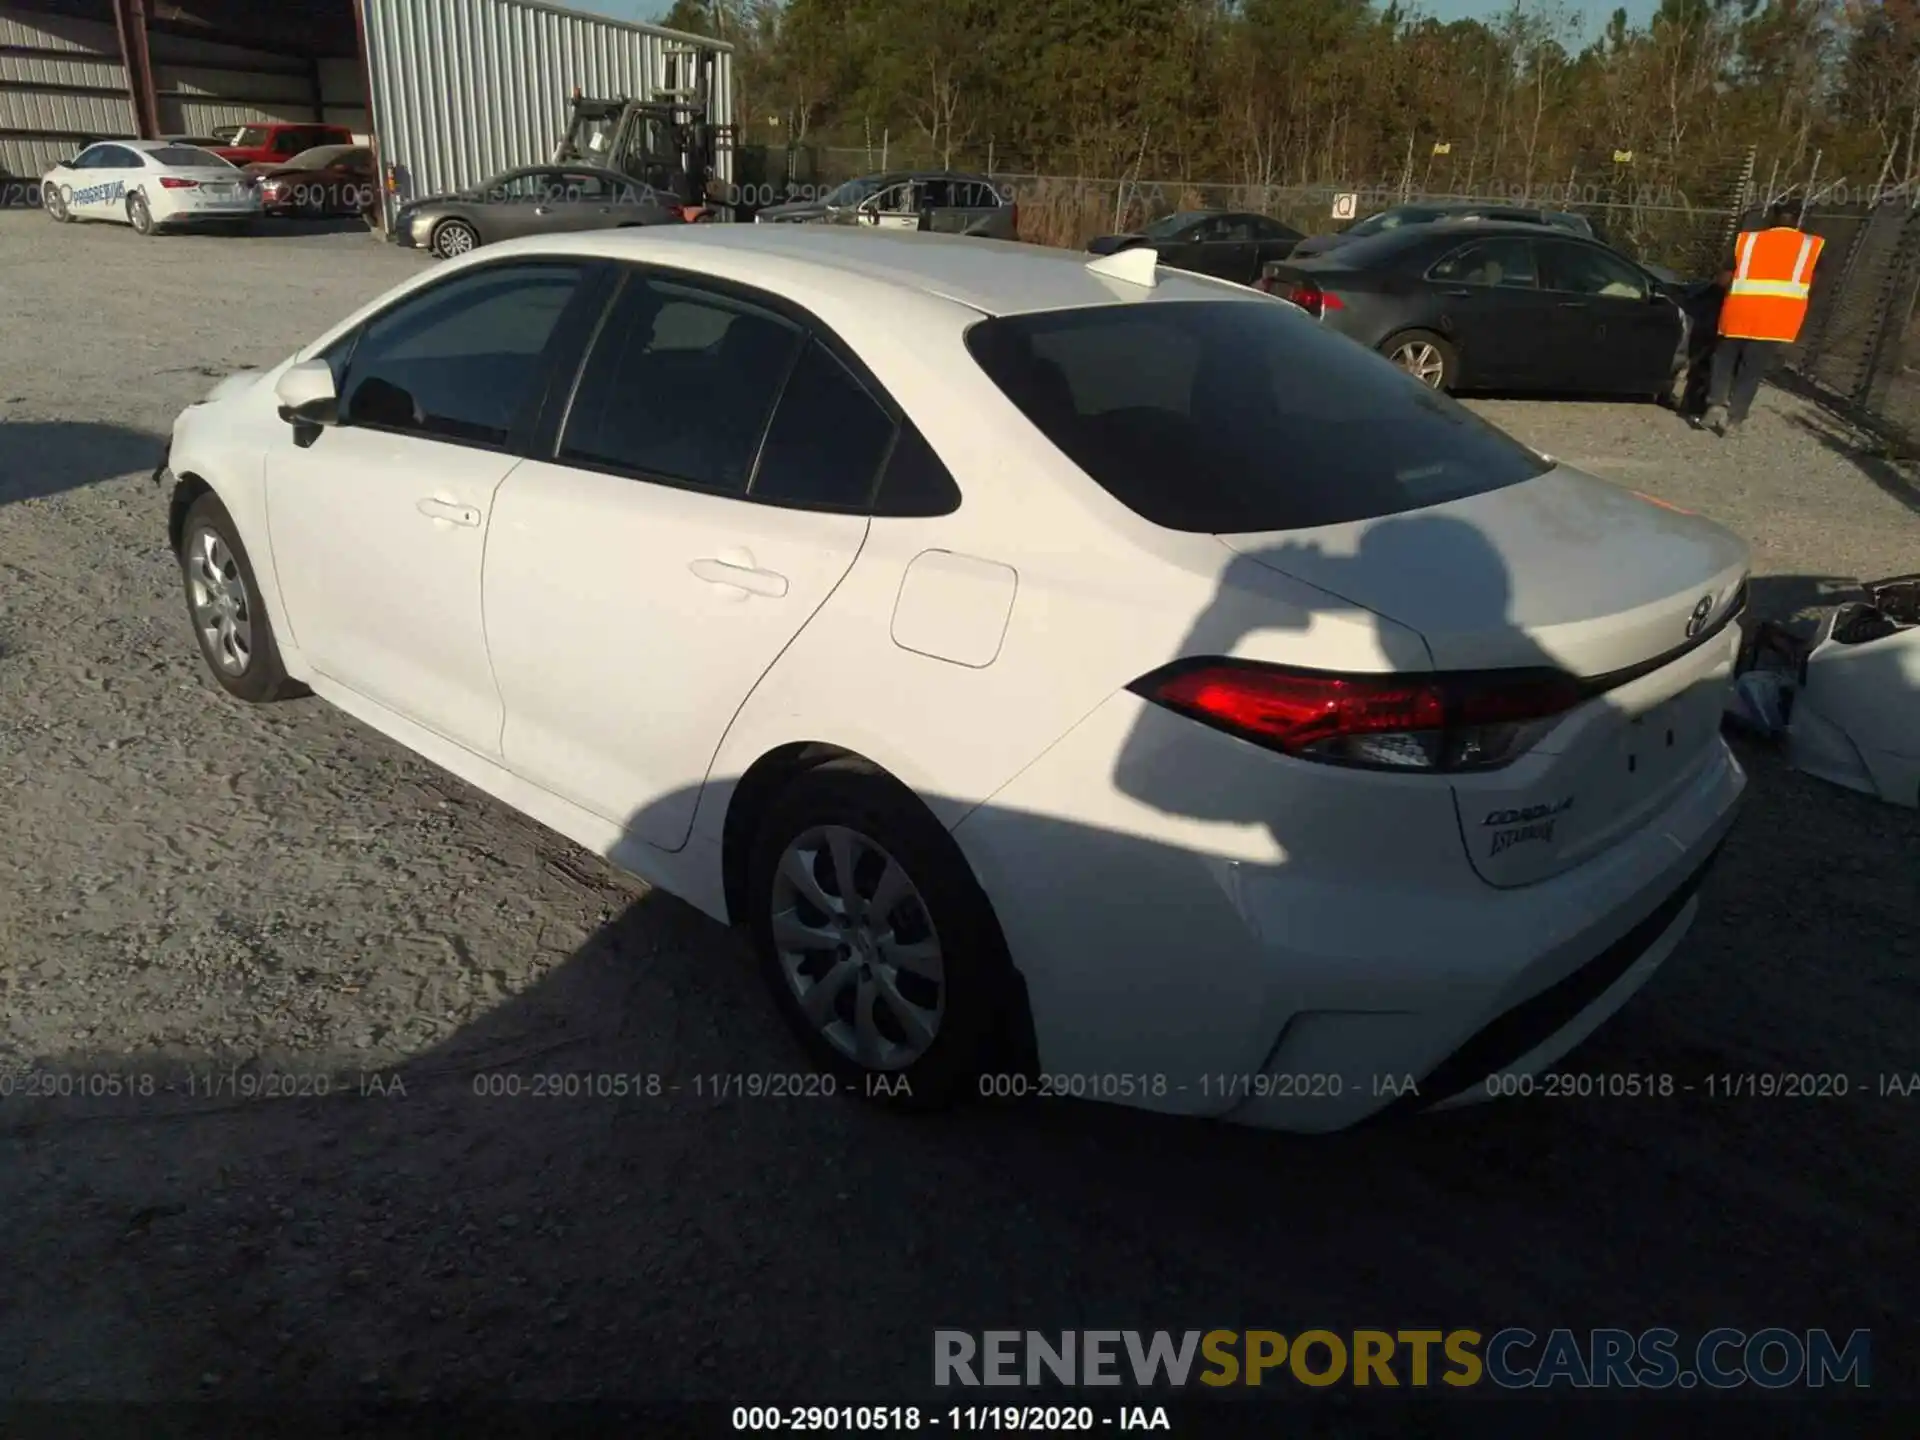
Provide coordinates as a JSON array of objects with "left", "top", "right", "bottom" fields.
[{"left": 275, "top": 358, "right": 338, "bottom": 427}]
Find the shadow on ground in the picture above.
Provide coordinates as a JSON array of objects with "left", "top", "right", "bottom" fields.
[
  {"left": 0, "top": 420, "right": 164, "bottom": 506},
  {"left": 1768, "top": 377, "right": 1920, "bottom": 518}
]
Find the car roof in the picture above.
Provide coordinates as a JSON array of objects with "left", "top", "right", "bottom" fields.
[
  {"left": 484, "top": 225, "right": 1263, "bottom": 317},
  {"left": 1405, "top": 219, "right": 1603, "bottom": 241}
]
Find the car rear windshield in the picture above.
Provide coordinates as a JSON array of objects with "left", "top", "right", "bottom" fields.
[
  {"left": 964, "top": 300, "right": 1550, "bottom": 533},
  {"left": 150, "top": 145, "right": 229, "bottom": 168}
]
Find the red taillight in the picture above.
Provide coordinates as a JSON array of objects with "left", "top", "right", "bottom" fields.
[
  {"left": 1132, "top": 661, "right": 1584, "bottom": 771},
  {"left": 1285, "top": 281, "right": 1345, "bottom": 317},
  {"left": 158, "top": 176, "right": 198, "bottom": 189}
]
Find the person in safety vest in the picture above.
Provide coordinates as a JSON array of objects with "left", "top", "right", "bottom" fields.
[{"left": 1702, "top": 199, "right": 1823, "bottom": 437}]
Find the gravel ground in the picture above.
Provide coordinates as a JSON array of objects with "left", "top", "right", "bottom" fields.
[{"left": 1, "top": 213, "right": 1916, "bottom": 1422}]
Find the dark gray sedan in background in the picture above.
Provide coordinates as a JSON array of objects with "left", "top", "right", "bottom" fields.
[
  {"left": 1258, "top": 220, "right": 1691, "bottom": 400},
  {"left": 392, "top": 164, "right": 682, "bottom": 258}
]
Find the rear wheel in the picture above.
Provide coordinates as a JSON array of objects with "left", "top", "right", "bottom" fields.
[
  {"left": 430, "top": 218, "right": 478, "bottom": 258},
  {"left": 745, "top": 760, "right": 1012, "bottom": 1109},
  {"left": 1382, "top": 329, "right": 1455, "bottom": 390},
  {"left": 127, "top": 192, "right": 155, "bottom": 236}
]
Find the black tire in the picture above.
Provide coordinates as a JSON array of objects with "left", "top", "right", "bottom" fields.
[
  {"left": 746, "top": 759, "right": 1014, "bottom": 1109},
  {"left": 1380, "top": 328, "right": 1456, "bottom": 391},
  {"left": 127, "top": 191, "right": 156, "bottom": 236},
  {"left": 177, "top": 492, "right": 304, "bottom": 703},
  {"left": 45, "top": 183, "right": 71, "bottom": 223},
  {"left": 429, "top": 218, "right": 479, "bottom": 259}
]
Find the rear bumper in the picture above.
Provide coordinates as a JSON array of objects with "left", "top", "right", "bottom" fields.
[{"left": 954, "top": 691, "right": 1745, "bottom": 1133}]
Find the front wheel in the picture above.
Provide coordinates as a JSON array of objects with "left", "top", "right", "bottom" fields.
[
  {"left": 746, "top": 760, "right": 1013, "bottom": 1109},
  {"left": 178, "top": 492, "right": 304, "bottom": 703},
  {"left": 45, "top": 184, "right": 71, "bottom": 223},
  {"left": 1382, "top": 329, "right": 1456, "bottom": 390},
  {"left": 430, "top": 218, "right": 478, "bottom": 258}
]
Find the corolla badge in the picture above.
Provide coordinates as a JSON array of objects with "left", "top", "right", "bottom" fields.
[{"left": 1685, "top": 594, "right": 1714, "bottom": 638}]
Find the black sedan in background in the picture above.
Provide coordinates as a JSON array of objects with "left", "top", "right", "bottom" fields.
[
  {"left": 1258, "top": 222, "right": 1697, "bottom": 399},
  {"left": 391, "top": 165, "right": 681, "bottom": 258},
  {"left": 1085, "top": 209, "right": 1305, "bottom": 285}
]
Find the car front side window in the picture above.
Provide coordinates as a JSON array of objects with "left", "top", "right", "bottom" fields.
[
  {"left": 338, "top": 263, "right": 588, "bottom": 448},
  {"left": 1543, "top": 242, "right": 1649, "bottom": 301}
]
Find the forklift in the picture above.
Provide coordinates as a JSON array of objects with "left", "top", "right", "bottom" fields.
[{"left": 552, "top": 44, "right": 735, "bottom": 221}]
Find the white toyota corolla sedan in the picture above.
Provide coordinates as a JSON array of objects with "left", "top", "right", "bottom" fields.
[
  {"left": 161, "top": 225, "right": 1748, "bottom": 1131},
  {"left": 43, "top": 138, "right": 259, "bottom": 235}
]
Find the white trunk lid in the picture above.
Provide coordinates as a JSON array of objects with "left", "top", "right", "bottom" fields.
[{"left": 1220, "top": 466, "right": 1748, "bottom": 885}]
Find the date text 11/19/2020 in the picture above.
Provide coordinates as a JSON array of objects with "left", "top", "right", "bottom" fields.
[
  {"left": 4, "top": 181, "right": 44, "bottom": 209},
  {"left": 731, "top": 1405, "right": 1173, "bottom": 1432}
]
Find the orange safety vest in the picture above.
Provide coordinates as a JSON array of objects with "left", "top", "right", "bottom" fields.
[{"left": 1719, "top": 226, "right": 1823, "bottom": 343}]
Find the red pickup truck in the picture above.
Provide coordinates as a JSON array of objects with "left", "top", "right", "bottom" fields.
[{"left": 212, "top": 122, "right": 355, "bottom": 169}]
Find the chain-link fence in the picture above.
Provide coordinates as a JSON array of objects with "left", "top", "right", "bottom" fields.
[{"left": 1784, "top": 202, "right": 1920, "bottom": 454}]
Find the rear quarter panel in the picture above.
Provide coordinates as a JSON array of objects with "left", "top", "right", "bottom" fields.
[{"left": 692, "top": 284, "right": 1424, "bottom": 850}]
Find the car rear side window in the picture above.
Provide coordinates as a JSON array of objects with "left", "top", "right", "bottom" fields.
[
  {"left": 966, "top": 300, "right": 1549, "bottom": 533},
  {"left": 560, "top": 274, "right": 803, "bottom": 494},
  {"left": 749, "top": 340, "right": 896, "bottom": 511},
  {"left": 149, "top": 146, "right": 227, "bottom": 167},
  {"left": 340, "top": 262, "right": 586, "bottom": 447}
]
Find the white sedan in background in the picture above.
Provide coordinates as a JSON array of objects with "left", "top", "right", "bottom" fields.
[
  {"left": 43, "top": 138, "right": 259, "bottom": 235},
  {"left": 159, "top": 226, "right": 1748, "bottom": 1131}
]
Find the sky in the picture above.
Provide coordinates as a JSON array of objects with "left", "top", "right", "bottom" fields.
[{"left": 566, "top": 0, "right": 1665, "bottom": 46}]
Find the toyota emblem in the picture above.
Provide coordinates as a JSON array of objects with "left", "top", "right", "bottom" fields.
[{"left": 1685, "top": 594, "right": 1715, "bottom": 638}]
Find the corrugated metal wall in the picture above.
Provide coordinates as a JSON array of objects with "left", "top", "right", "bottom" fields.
[
  {"left": 149, "top": 29, "right": 323, "bottom": 137},
  {"left": 362, "top": 0, "right": 732, "bottom": 218},
  {"left": 0, "top": 4, "right": 369, "bottom": 175},
  {"left": 0, "top": 10, "right": 131, "bottom": 179}
]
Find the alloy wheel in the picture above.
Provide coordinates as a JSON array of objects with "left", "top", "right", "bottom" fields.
[
  {"left": 185, "top": 527, "right": 254, "bottom": 675},
  {"left": 768, "top": 824, "right": 945, "bottom": 1071},
  {"left": 1392, "top": 340, "right": 1446, "bottom": 387},
  {"left": 433, "top": 221, "right": 476, "bottom": 258}
]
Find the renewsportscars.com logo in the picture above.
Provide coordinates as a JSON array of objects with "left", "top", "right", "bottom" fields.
[{"left": 933, "top": 1328, "right": 1871, "bottom": 1390}]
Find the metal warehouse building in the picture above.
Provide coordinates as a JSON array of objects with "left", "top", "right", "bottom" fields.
[{"left": 0, "top": 0, "right": 732, "bottom": 227}]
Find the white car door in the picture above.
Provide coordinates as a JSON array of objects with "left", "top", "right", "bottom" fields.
[
  {"left": 265, "top": 259, "right": 596, "bottom": 758},
  {"left": 485, "top": 270, "right": 884, "bottom": 851},
  {"left": 65, "top": 145, "right": 124, "bottom": 219}
]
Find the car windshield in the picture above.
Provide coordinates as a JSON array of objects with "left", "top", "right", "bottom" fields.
[
  {"left": 824, "top": 177, "right": 882, "bottom": 207},
  {"left": 966, "top": 300, "right": 1548, "bottom": 533},
  {"left": 149, "top": 146, "right": 231, "bottom": 168},
  {"left": 1141, "top": 211, "right": 1210, "bottom": 239}
]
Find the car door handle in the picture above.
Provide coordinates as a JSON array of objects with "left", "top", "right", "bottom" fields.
[
  {"left": 689, "top": 557, "right": 789, "bottom": 598},
  {"left": 1441, "top": 287, "right": 1474, "bottom": 297},
  {"left": 416, "top": 497, "right": 481, "bottom": 527},
  {"left": 1557, "top": 300, "right": 1588, "bottom": 309}
]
